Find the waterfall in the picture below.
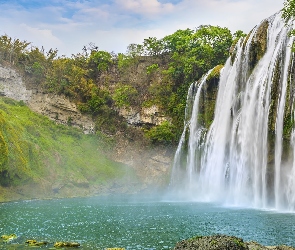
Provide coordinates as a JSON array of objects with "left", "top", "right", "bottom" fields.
[
  {"left": 171, "top": 70, "right": 212, "bottom": 199},
  {"left": 170, "top": 12, "right": 295, "bottom": 210}
]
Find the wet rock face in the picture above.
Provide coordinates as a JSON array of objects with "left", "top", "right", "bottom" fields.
[
  {"left": 249, "top": 20, "right": 269, "bottom": 72},
  {"left": 198, "top": 65, "right": 222, "bottom": 129}
]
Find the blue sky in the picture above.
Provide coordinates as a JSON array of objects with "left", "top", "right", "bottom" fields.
[{"left": 0, "top": 0, "right": 284, "bottom": 56}]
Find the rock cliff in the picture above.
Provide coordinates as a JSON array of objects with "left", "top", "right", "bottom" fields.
[
  {"left": 0, "top": 64, "right": 173, "bottom": 191},
  {"left": 0, "top": 65, "right": 95, "bottom": 134}
]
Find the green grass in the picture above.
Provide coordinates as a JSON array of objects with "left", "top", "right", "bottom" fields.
[{"left": 0, "top": 97, "right": 136, "bottom": 199}]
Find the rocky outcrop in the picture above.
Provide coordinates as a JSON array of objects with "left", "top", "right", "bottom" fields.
[
  {"left": 28, "top": 92, "right": 94, "bottom": 134},
  {"left": 0, "top": 65, "right": 95, "bottom": 134},
  {"left": 118, "top": 105, "right": 169, "bottom": 126},
  {"left": 174, "top": 235, "right": 295, "bottom": 250},
  {"left": 248, "top": 20, "right": 269, "bottom": 71},
  {"left": 199, "top": 65, "right": 222, "bottom": 129},
  {"left": 0, "top": 67, "right": 32, "bottom": 101}
]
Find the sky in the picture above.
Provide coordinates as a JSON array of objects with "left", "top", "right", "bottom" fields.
[{"left": 0, "top": 0, "right": 284, "bottom": 56}]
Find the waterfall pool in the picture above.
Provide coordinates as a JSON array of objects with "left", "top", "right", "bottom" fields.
[{"left": 1, "top": 195, "right": 295, "bottom": 249}]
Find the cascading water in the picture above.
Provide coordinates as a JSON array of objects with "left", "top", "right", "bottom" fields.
[
  {"left": 170, "top": 12, "right": 295, "bottom": 211},
  {"left": 171, "top": 70, "right": 213, "bottom": 198}
]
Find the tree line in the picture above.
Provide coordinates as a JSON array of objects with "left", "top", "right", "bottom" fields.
[{"left": 0, "top": 25, "right": 246, "bottom": 144}]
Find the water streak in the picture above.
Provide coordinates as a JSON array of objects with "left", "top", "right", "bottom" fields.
[{"left": 171, "top": 71, "right": 212, "bottom": 198}]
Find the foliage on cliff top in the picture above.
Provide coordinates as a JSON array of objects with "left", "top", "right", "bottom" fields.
[
  {"left": 0, "top": 26, "right": 246, "bottom": 144},
  {"left": 283, "top": 0, "right": 295, "bottom": 49},
  {"left": 283, "top": 0, "right": 295, "bottom": 22},
  {"left": 0, "top": 97, "right": 135, "bottom": 194}
]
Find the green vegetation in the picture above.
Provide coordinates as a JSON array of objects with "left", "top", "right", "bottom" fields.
[
  {"left": 188, "top": 235, "right": 203, "bottom": 242},
  {"left": 0, "top": 97, "right": 135, "bottom": 200},
  {"left": 112, "top": 84, "right": 138, "bottom": 108},
  {"left": 144, "top": 121, "right": 176, "bottom": 144},
  {"left": 233, "top": 238, "right": 245, "bottom": 248},
  {"left": 0, "top": 25, "right": 243, "bottom": 145},
  {"left": 146, "top": 63, "right": 159, "bottom": 75},
  {"left": 207, "top": 64, "right": 223, "bottom": 82},
  {"left": 197, "top": 65, "right": 221, "bottom": 129},
  {"left": 283, "top": 0, "right": 295, "bottom": 50},
  {"left": 176, "top": 235, "right": 249, "bottom": 250}
]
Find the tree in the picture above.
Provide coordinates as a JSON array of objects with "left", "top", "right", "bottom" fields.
[
  {"left": 126, "top": 43, "right": 144, "bottom": 57},
  {"left": 0, "top": 35, "right": 30, "bottom": 64},
  {"left": 143, "top": 37, "right": 164, "bottom": 56},
  {"left": 162, "top": 28, "right": 194, "bottom": 53},
  {"left": 283, "top": 0, "right": 295, "bottom": 43},
  {"left": 160, "top": 25, "right": 233, "bottom": 84},
  {"left": 88, "top": 50, "right": 112, "bottom": 72},
  {"left": 283, "top": 0, "right": 295, "bottom": 21}
]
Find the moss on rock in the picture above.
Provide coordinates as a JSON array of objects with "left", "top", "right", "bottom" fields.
[
  {"left": 54, "top": 241, "right": 80, "bottom": 248},
  {"left": 25, "top": 239, "right": 48, "bottom": 246},
  {"left": 198, "top": 65, "right": 222, "bottom": 129},
  {"left": 248, "top": 20, "right": 269, "bottom": 72},
  {"left": 1, "top": 234, "right": 17, "bottom": 242},
  {"left": 207, "top": 65, "right": 223, "bottom": 82}
]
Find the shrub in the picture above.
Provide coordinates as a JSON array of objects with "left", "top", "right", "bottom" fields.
[
  {"left": 112, "top": 84, "right": 138, "bottom": 108},
  {"left": 146, "top": 63, "right": 159, "bottom": 74},
  {"left": 145, "top": 121, "right": 176, "bottom": 144}
]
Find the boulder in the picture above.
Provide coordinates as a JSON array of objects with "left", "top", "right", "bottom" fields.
[
  {"left": 54, "top": 241, "right": 80, "bottom": 248},
  {"left": 174, "top": 235, "right": 248, "bottom": 250},
  {"left": 173, "top": 235, "right": 295, "bottom": 250},
  {"left": 1, "top": 234, "right": 17, "bottom": 242},
  {"left": 25, "top": 239, "right": 48, "bottom": 246}
]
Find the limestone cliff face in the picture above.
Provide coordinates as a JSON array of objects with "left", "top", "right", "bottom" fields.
[
  {"left": 118, "top": 105, "right": 169, "bottom": 126},
  {"left": 0, "top": 66, "right": 32, "bottom": 102},
  {"left": 28, "top": 93, "right": 95, "bottom": 134},
  {"left": 0, "top": 65, "right": 95, "bottom": 134}
]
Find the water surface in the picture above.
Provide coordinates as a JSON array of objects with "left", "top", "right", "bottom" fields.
[{"left": 1, "top": 196, "right": 295, "bottom": 249}]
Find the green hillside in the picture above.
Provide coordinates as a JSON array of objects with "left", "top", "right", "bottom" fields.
[{"left": 0, "top": 97, "right": 137, "bottom": 202}]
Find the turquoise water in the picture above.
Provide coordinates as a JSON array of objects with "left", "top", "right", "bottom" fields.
[{"left": 1, "top": 196, "right": 295, "bottom": 249}]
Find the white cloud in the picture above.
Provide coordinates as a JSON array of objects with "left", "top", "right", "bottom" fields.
[
  {"left": 115, "top": 0, "right": 175, "bottom": 16},
  {"left": 72, "top": 6, "right": 111, "bottom": 24},
  {"left": 20, "top": 24, "right": 62, "bottom": 47},
  {"left": 170, "top": 0, "right": 283, "bottom": 31},
  {"left": 0, "top": 0, "right": 285, "bottom": 56}
]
